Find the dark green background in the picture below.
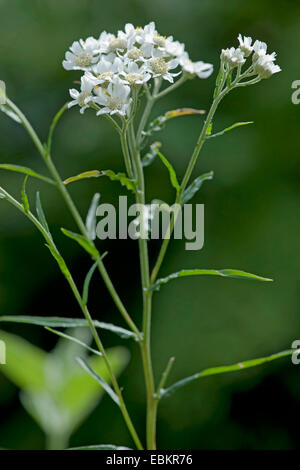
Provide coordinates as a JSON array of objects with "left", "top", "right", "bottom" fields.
[{"left": 0, "top": 0, "right": 300, "bottom": 449}]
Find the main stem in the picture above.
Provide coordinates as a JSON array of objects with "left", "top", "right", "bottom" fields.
[{"left": 126, "top": 89, "right": 158, "bottom": 449}]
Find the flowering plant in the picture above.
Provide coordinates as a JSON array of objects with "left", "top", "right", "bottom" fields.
[{"left": 0, "top": 22, "right": 292, "bottom": 450}]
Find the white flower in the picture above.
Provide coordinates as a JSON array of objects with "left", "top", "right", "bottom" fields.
[
  {"left": 98, "top": 31, "right": 116, "bottom": 53},
  {"left": 179, "top": 53, "right": 213, "bottom": 78},
  {"left": 221, "top": 47, "right": 246, "bottom": 68},
  {"left": 120, "top": 62, "right": 151, "bottom": 85},
  {"left": 93, "top": 57, "right": 123, "bottom": 84},
  {"left": 165, "top": 39, "right": 185, "bottom": 58},
  {"left": 68, "top": 74, "right": 98, "bottom": 113},
  {"left": 252, "top": 40, "right": 268, "bottom": 59},
  {"left": 237, "top": 34, "right": 253, "bottom": 57},
  {"left": 254, "top": 54, "right": 281, "bottom": 79},
  {"left": 95, "top": 77, "right": 132, "bottom": 116},
  {"left": 147, "top": 57, "right": 180, "bottom": 83},
  {"left": 63, "top": 39, "right": 99, "bottom": 71}
]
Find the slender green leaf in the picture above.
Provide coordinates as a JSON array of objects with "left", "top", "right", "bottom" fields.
[
  {"left": 77, "top": 357, "right": 120, "bottom": 406},
  {"left": 85, "top": 193, "right": 100, "bottom": 240},
  {"left": 100, "top": 170, "right": 137, "bottom": 193},
  {"left": 45, "top": 244, "right": 71, "bottom": 279},
  {"left": 0, "top": 164, "right": 55, "bottom": 185},
  {"left": 0, "top": 81, "right": 6, "bottom": 104},
  {"left": 150, "top": 268, "right": 273, "bottom": 291},
  {"left": 61, "top": 228, "right": 99, "bottom": 259},
  {"left": 36, "top": 192, "right": 50, "bottom": 232},
  {"left": 160, "top": 349, "right": 297, "bottom": 399},
  {"left": 45, "top": 327, "right": 102, "bottom": 357},
  {"left": 82, "top": 257, "right": 107, "bottom": 305},
  {"left": 0, "top": 316, "right": 138, "bottom": 340},
  {"left": 21, "top": 176, "right": 30, "bottom": 213},
  {"left": 181, "top": 171, "right": 214, "bottom": 204},
  {"left": 68, "top": 445, "right": 132, "bottom": 450},
  {"left": 207, "top": 121, "right": 253, "bottom": 139},
  {"left": 47, "top": 103, "right": 68, "bottom": 155},
  {"left": 64, "top": 170, "right": 101, "bottom": 186},
  {"left": 154, "top": 148, "right": 180, "bottom": 192}
]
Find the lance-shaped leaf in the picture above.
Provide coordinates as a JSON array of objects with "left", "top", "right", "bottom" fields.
[
  {"left": 36, "top": 192, "right": 50, "bottom": 232},
  {"left": 154, "top": 148, "right": 180, "bottom": 193},
  {"left": 85, "top": 193, "right": 100, "bottom": 240},
  {"left": 63, "top": 170, "right": 101, "bottom": 186},
  {"left": 181, "top": 171, "right": 214, "bottom": 204},
  {"left": 0, "top": 80, "right": 6, "bottom": 104},
  {"left": 100, "top": 170, "right": 137, "bottom": 193},
  {"left": 82, "top": 255, "right": 107, "bottom": 305},
  {"left": 160, "top": 349, "right": 298, "bottom": 399},
  {"left": 207, "top": 121, "right": 253, "bottom": 140},
  {"left": 142, "top": 142, "right": 161, "bottom": 167},
  {"left": 165, "top": 108, "right": 205, "bottom": 119},
  {"left": 68, "top": 444, "right": 132, "bottom": 450},
  {"left": 61, "top": 228, "right": 99, "bottom": 259},
  {"left": 45, "top": 327, "right": 103, "bottom": 357},
  {"left": 45, "top": 244, "right": 71, "bottom": 279},
  {"left": 21, "top": 176, "right": 30, "bottom": 213},
  {"left": 149, "top": 268, "right": 273, "bottom": 291},
  {"left": 0, "top": 164, "right": 55, "bottom": 185},
  {"left": 77, "top": 357, "right": 120, "bottom": 406},
  {"left": 0, "top": 316, "right": 138, "bottom": 340}
]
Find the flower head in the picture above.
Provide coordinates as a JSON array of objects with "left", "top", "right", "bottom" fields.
[
  {"left": 68, "top": 74, "right": 98, "bottom": 113},
  {"left": 221, "top": 47, "right": 246, "bottom": 68},
  {"left": 95, "top": 77, "right": 132, "bottom": 116}
]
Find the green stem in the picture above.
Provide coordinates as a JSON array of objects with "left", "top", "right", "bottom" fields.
[{"left": 6, "top": 98, "right": 141, "bottom": 340}]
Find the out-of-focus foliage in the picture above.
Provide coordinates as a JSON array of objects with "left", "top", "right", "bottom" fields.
[
  {"left": 0, "top": 0, "right": 300, "bottom": 449},
  {"left": 0, "top": 327, "right": 129, "bottom": 449}
]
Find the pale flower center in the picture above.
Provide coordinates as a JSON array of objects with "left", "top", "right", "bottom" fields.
[
  {"left": 78, "top": 90, "right": 91, "bottom": 107},
  {"left": 150, "top": 58, "right": 168, "bottom": 75},
  {"left": 109, "top": 38, "right": 127, "bottom": 51},
  {"left": 154, "top": 35, "right": 166, "bottom": 47},
  {"left": 127, "top": 47, "right": 143, "bottom": 60},
  {"left": 98, "top": 71, "right": 114, "bottom": 81},
  {"left": 75, "top": 52, "right": 93, "bottom": 67},
  {"left": 126, "top": 73, "right": 143, "bottom": 84},
  {"left": 107, "top": 96, "right": 123, "bottom": 110}
]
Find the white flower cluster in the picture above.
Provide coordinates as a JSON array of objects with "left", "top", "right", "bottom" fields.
[
  {"left": 63, "top": 22, "right": 213, "bottom": 116},
  {"left": 221, "top": 34, "right": 281, "bottom": 79}
]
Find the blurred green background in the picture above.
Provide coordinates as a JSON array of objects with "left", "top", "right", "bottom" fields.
[{"left": 0, "top": 0, "right": 300, "bottom": 450}]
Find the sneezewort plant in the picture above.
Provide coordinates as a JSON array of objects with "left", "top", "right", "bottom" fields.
[{"left": 0, "top": 24, "right": 293, "bottom": 450}]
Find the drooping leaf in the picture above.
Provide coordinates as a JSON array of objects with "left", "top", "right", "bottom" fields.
[
  {"left": 68, "top": 445, "right": 132, "bottom": 450},
  {"left": 154, "top": 148, "right": 180, "bottom": 193},
  {"left": 165, "top": 108, "right": 205, "bottom": 119},
  {"left": 61, "top": 228, "right": 99, "bottom": 259},
  {"left": 0, "top": 164, "right": 55, "bottom": 185},
  {"left": 142, "top": 142, "right": 161, "bottom": 167},
  {"left": 45, "top": 327, "right": 103, "bottom": 357},
  {"left": 21, "top": 175, "right": 30, "bottom": 213},
  {"left": 45, "top": 244, "right": 71, "bottom": 279},
  {"left": 63, "top": 170, "right": 101, "bottom": 186},
  {"left": 82, "top": 255, "right": 107, "bottom": 306},
  {"left": 36, "top": 192, "right": 50, "bottom": 232},
  {"left": 160, "top": 349, "right": 297, "bottom": 399},
  {"left": 150, "top": 268, "right": 273, "bottom": 291},
  {"left": 181, "top": 171, "right": 214, "bottom": 204},
  {"left": 77, "top": 357, "right": 121, "bottom": 406},
  {"left": 100, "top": 170, "right": 137, "bottom": 192},
  {"left": 0, "top": 329, "right": 46, "bottom": 390},
  {"left": 85, "top": 193, "right": 101, "bottom": 240},
  {"left": 207, "top": 121, "right": 253, "bottom": 140},
  {"left": 0, "top": 316, "right": 138, "bottom": 340}
]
